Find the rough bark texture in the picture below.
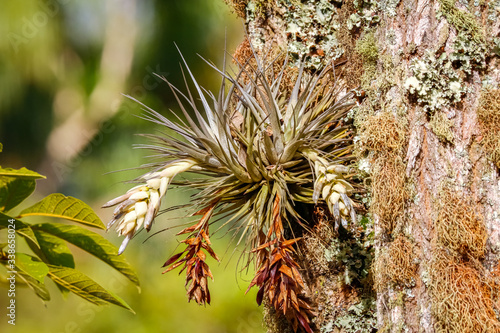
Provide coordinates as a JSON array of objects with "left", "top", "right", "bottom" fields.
[{"left": 225, "top": 0, "right": 500, "bottom": 332}]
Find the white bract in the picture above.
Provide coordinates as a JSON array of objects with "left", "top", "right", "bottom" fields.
[{"left": 103, "top": 159, "right": 196, "bottom": 254}]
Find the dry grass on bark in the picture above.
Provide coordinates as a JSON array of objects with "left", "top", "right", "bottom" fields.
[
  {"left": 435, "top": 187, "right": 487, "bottom": 259},
  {"left": 429, "top": 250, "right": 500, "bottom": 333},
  {"left": 370, "top": 156, "right": 407, "bottom": 233},
  {"left": 232, "top": 38, "right": 299, "bottom": 94},
  {"left": 478, "top": 89, "right": 500, "bottom": 168},
  {"left": 357, "top": 112, "right": 406, "bottom": 155},
  {"left": 489, "top": 263, "right": 500, "bottom": 318},
  {"left": 223, "top": 0, "right": 247, "bottom": 18},
  {"left": 302, "top": 210, "right": 335, "bottom": 276},
  {"left": 335, "top": 0, "right": 363, "bottom": 90},
  {"left": 373, "top": 235, "right": 417, "bottom": 291},
  {"left": 357, "top": 112, "right": 407, "bottom": 234}
]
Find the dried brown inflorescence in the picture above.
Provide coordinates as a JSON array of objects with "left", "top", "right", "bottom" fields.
[
  {"left": 477, "top": 88, "right": 500, "bottom": 168},
  {"left": 373, "top": 235, "right": 417, "bottom": 291},
  {"left": 429, "top": 250, "right": 500, "bottom": 333},
  {"left": 162, "top": 203, "right": 220, "bottom": 305},
  {"left": 435, "top": 187, "right": 487, "bottom": 259},
  {"left": 247, "top": 194, "right": 315, "bottom": 333},
  {"left": 249, "top": 239, "right": 315, "bottom": 332}
]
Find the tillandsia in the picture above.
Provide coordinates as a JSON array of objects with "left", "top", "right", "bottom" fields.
[{"left": 103, "top": 46, "right": 359, "bottom": 332}]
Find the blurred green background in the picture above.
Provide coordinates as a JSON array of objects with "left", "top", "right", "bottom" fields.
[{"left": 0, "top": 1, "right": 265, "bottom": 332}]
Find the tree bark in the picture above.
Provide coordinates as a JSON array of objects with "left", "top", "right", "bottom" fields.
[{"left": 226, "top": 0, "right": 500, "bottom": 332}]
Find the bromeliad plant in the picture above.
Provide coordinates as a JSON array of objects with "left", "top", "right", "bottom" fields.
[{"left": 103, "top": 49, "right": 358, "bottom": 332}]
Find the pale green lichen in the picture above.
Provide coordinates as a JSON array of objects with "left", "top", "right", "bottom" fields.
[
  {"left": 450, "top": 31, "right": 487, "bottom": 74},
  {"left": 386, "top": 29, "right": 397, "bottom": 46},
  {"left": 388, "top": 291, "right": 405, "bottom": 309},
  {"left": 404, "top": 51, "right": 465, "bottom": 112},
  {"left": 482, "top": 75, "right": 496, "bottom": 89},
  {"left": 437, "top": 21, "right": 450, "bottom": 49},
  {"left": 492, "top": 37, "right": 500, "bottom": 57},
  {"left": 325, "top": 230, "right": 374, "bottom": 286},
  {"left": 379, "top": 0, "right": 401, "bottom": 17},
  {"left": 429, "top": 111, "right": 455, "bottom": 143},
  {"left": 356, "top": 32, "right": 379, "bottom": 62},
  {"left": 347, "top": 0, "right": 381, "bottom": 30},
  {"left": 457, "top": 0, "right": 470, "bottom": 8},
  {"left": 487, "top": 0, "right": 500, "bottom": 23},
  {"left": 439, "top": 0, "right": 499, "bottom": 63},
  {"left": 405, "top": 11, "right": 486, "bottom": 111},
  {"left": 437, "top": 0, "right": 485, "bottom": 44},
  {"left": 408, "top": 42, "right": 417, "bottom": 54},
  {"left": 356, "top": 32, "right": 379, "bottom": 89},
  {"left": 279, "top": 0, "right": 342, "bottom": 68},
  {"left": 329, "top": 298, "right": 377, "bottom": 333},
  {"left": 245, "top": 0, "right": 266, "bottom": 50},
  {"left": 358, "top": 158, "right": 372, "bottom": 175}
]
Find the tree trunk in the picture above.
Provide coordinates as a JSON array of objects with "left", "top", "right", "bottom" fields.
[{"left": 225, "top": 0, "right": 500, "bottom": 332}]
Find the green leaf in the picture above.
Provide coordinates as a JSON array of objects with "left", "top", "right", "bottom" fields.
[
  {"left": 2, "top": 253, "right": 51, "bottom": 301},
  {"left": 0, "top": 177, "right": 36, "bottom": 212},
  {"left": 27, "top": 230, "right": 73, "bottom": 296},
  {"left": 32, "top": 223, "right": 140, "bottom": 288},
  {"left": 16, "top": 253, "right": 49, "bottom": 283},
  {"left": 15, "top": 268, "right": 51, "bottom": 301},
  {"left": 31, "top": 229, "right": 75, "bottom": 268},
  {"left": 47, "top": 265, "right": 134, "bottom": 312},
  {"left": 0, "top": 166, "right": 44, "bottom": 211},
  {"left": 0, "top": 213, "right": 40, "bottom": 248},
  {"left": 0, "top": 167, "right": 45, "bottom": 179},
  {"left": 18, "top": 193, "right": 105, "bottom": 229},
  {"left": 0, "top": 143, "right": 3, "bottom": 152}
]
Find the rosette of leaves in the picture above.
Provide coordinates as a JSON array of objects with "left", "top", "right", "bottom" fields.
[
  {"left": 0, "top": 144, "right": 138, "bottom": 311},
  {"left": 104, "top": 48, "right": 359, "bottom": 332}
]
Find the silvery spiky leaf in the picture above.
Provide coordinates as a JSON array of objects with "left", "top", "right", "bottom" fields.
[{"left": 103, "top": 46, "right": 359, "bottom": 332}]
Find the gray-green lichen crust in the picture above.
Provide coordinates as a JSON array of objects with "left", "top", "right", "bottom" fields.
[
  {"left": 323, "top": 298, "right": 377, "bottom": 333},
  {"left": 450, "top": 31, "right": 487, "bottom": 74},
  {"left": 347, "top": 0, "right": 381, "bottom": 30},
  {"left": 404, "top": 51, "right": 465, "bottom": 113},
  {"left": 279, "top": 0, "right": 343, "bottom": 68}
]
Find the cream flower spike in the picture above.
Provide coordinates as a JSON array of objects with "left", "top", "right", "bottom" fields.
[
  {"left": 102, "top": 159, "right": 196, "bottom": 254},
  {"left": 302, "top": 149, "right": 356, "bottom": 227}
]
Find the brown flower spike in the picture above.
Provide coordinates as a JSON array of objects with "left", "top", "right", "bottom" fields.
[
  {"left": 247, "top": 194, "right": 315, "bottom": 333},
  {"left": 163, "top": 203, "right": 219, "bottom": 305}
]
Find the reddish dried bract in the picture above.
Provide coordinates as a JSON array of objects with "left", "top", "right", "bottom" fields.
[
  {"left": 248, "top": 239, "right": 315, "bottom": 333},
  {"left": 163, "top": 203, "right": 219, "bottom": 305},
  {"left": 247, "top": 194, "right": 315, "bottom": 333}
]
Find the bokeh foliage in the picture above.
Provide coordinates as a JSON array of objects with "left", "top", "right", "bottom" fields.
[{"left": 0, "top": 1, "right": 265, "bottom": 332}]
